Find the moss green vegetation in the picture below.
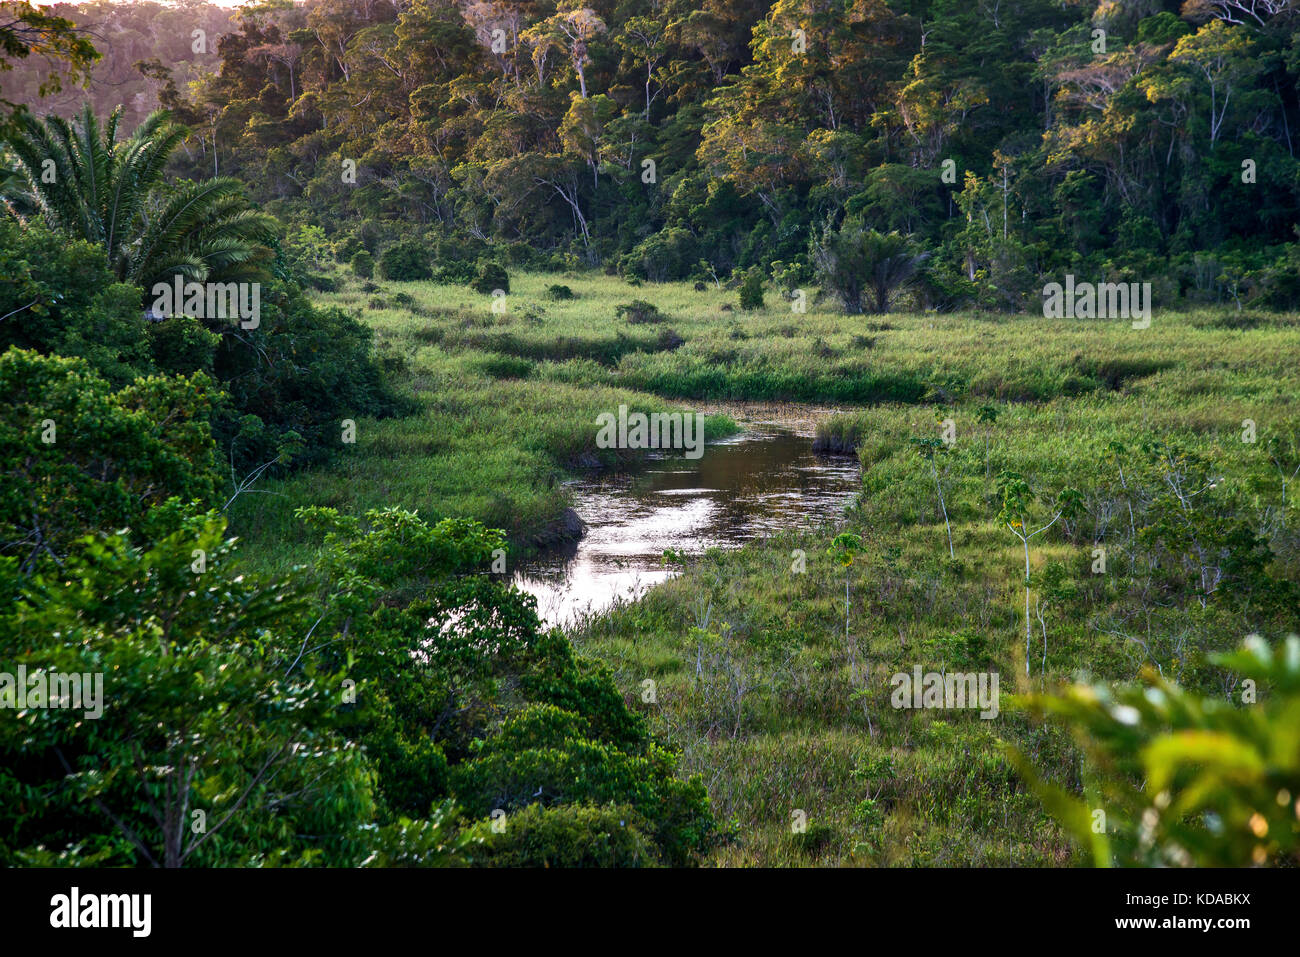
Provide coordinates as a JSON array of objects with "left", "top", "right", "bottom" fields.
[{"left": 229, "top": 269, "right": 1300, "bottom": 866}]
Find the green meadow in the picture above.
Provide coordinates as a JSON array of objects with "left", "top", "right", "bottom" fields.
[{"left": 228, "top": 271, "right": 1300, "bottom": 865}]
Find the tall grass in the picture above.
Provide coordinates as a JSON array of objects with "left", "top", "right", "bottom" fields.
[{"left": 231, "top": 270, "right": 1300, "bottom": 865}]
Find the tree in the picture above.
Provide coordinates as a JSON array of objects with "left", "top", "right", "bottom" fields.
[
  {"left": 912, "top": 434, "right": 954, "bottom": 559},
  {"left": 293, "top": 506, "right": 716, "bottom": 865},
  {"left": 5, "top": 105, "right": 277, "bottom": 288},
  {"left": 1265, "top": 432, "right": 1300, "bottom": 522},
  {"left": 615, "top": 15, "right": 667, "bottom": 117},
  {"left": 378, "top": 240, "right": 432, "bottom": 280},
  {"left": 1167, "top": 20, "right": 1263, "bottom": 145},
  {"left": 351, "top": 248, "right": 375, "bottom": 278},
  {"left": 0, "top": 512, "right": 375, "bottom": 867},
  {"left": 0, "top": 1, "right": 98, "bottom": 129},
  {"left": 738, "top": 266, "right": 765, "bottom": 310},
  {"left": 1138, "top": 441, "right": 1287, "bottom": 621},
  {"left": 0, "top": 217, "right": 150, "bottom": 386},
  {"left": 523, "top": 2, "right": 607, "bottom": 100},
  {"left": 996, "top": 470, "right": 1078, "bottom": 677},
  {"left": 827, "top": 532, "right": 865, "bottom": 689},
  {"left": 813, "top": 216, "right": 928, "bottom": 314},
  {"left": 976, "top": 404, "right": 999, "bottom": 480}
]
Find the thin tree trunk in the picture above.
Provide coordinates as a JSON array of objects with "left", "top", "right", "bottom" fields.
[
  {"left": 933, "top": 459, "right": 954, "bottom": 558},
  {"left": 1024, "top": 536, "right": 1032, "bottom": 678}
]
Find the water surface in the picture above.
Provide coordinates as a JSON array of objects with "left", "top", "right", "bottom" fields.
[{"left": 513, "top": 422, "right": 860, "bottom": 628}]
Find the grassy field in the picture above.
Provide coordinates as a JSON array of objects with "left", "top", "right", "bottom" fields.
[{"left": 227, "top": 270, "right": 1300, "bottom": 865}]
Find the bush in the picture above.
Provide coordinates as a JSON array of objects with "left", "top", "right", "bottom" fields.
[
  {"left": 209, "top": 280, "right": 414, "bottom": 473},
  {"left": 656, "top": 328, "right": 685, "bottom": 351},
  {"left": 0, "top": 349, "right": 219, "bottom": 568},
  {"left": 619, "top": 227, "right": 698, "bottom": 282},
  {"left": 304, "top": 273, "right": 338, "bottom": 292},
  {"left": 0, "top": 219, "right": 151, "bottom": 387},
  {"left": 432, "top": 261, "right": 478, "bottom": 285},
  {"left": 378, "top": 241, "right": 433, "bottom": 281},
  {"left": 738, "top": 268, "right": 765, "bottom": 310},
  {"left": 471, "top": 261, "right": 510, "bottom": 295},
  {"left": 145, "top": 317, "right": 221, "bottom": 377},
  {"left": 351, "top": 250, "right": 375, "bottom": 279},
  {"left": 471, "top": 804, "right": 658, "bottom": 867},
  {"left": 449, "top": 702, "right": 712, "bottom": 865},
  {"left": 616, "top": 300, "right": 665, "bottom": 324},
  {"left": 547, "top": 284, "right": 575, "bottom": 300}
]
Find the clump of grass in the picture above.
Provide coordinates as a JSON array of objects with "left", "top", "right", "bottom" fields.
[
  {"left": 813, "top": 413, "right": 870, "bottom": 455},
  {"left": 474, "top": 353, "right": 535, "bottom": 380}
]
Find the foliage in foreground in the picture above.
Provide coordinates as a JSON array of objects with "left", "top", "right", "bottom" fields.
[
  {"left": 0, "top": 348, "right": 218, "bottom": 571},
  {"left": 0, "top": 504, "right": 714, "bottom": 867},
  {"left": 1014, "top": 635, "right": 1300, "bottom": 868}
]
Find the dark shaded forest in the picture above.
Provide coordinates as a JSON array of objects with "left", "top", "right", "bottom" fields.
[{"left": 10, "top": 0, "right": 1300, "bottom": 308}]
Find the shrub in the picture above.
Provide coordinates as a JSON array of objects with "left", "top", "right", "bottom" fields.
[
  {"left": 738, "top": 268, "right": 765, "bottom": 310},
  {"left": 471, "top": 804, "right": 658, "bottom": 867},
  {"left": 145, "top": 317, "right": 221, "bottom": 377},
  {"left": 471, "top": 261, "right": 509, "bottom": 295},
  {"left": 547, "top": 284, "right": 575, "bottom": 300},
  {"left": 0, "top": 219, "right": 151, "bottom": 387},
  {"left": 304, "top": 273, "right": 338, "bottom": 292},
  {"left": 432, "top": 262, "right": 477, "bottom": 284},
  {"left": 812, "top": 217, "right": 928, "bottom": 314},
  {"left": 619, "top": 227, "right": 698, "bottom": 282},
  {"left": 791, "top": 822, "right": 838, "bottom": 854},
  {"left": 351, "top": 250, "right": 375, "bottom": 279},
  {"left": 656, "top": 328, "right": 685, "bottom": 351},
  {"left": 616, "top": 300, "right": 665, "bottom": 324},
  {"left": 0, "top": 349, "right": 219, "bottom": 569},
  {"left": 209, "top": 281, "right": 414, "bottom": 473},
  {"left": 378, "top": 241, "right": 433, "bottom": 281},
  {"left": 0, "top": 513, "right": 378, "bottom": 866},
  {"left": 449, "top": 702, "right": 712, "bottom": 865}
]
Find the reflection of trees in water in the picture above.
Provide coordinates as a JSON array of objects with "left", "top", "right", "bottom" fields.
[{"left": 515, "top": 427, "right": 861, "bottom": 627}]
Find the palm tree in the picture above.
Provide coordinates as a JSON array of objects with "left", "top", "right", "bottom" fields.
[
  {"left": 813, "top": 216, "right": 929, "bottom": 314},
  {"left": 4, "top": 104, "right": 277, "bottom": 289}
]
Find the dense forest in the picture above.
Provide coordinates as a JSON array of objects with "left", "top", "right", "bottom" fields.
[
  {"left": 2, "top": 0, "right": 1299, "bottom": 873},
  {"left": 9, "top": 0, "right": 1300, "bottom": 306}
]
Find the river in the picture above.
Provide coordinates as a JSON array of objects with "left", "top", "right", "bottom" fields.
[{"left": 513, "top": 418, "right": 861, "bottom": 629}]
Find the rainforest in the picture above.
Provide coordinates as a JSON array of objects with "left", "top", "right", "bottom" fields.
[{"left": 0, "top": 0, "right": 1298, "bottom": 876}]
